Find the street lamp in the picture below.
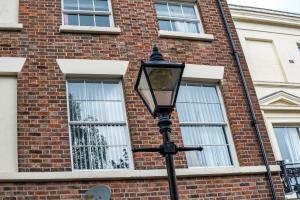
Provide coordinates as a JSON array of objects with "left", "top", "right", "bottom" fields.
[{"left": 133, "top": 46, "right": 203, "bottom": 200}]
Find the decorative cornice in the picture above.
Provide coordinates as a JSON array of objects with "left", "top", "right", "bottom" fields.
[
  {"left": 259, "top": 91, "right": 300, "bottom": 111},
  {"left": 229, "top": 4, "right": 300, "bottom": 28}
]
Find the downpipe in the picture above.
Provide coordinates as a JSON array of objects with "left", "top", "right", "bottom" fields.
[{"left": 215, "top": 0, "right": 278, "bottom": 199}]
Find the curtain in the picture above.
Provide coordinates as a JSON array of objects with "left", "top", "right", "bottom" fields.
[
  {"left": 274, "top": 127, "right": 300, "bottom": 164},
  {"left": 68, "top": 81, "right": 130, "bottom": 170},
  {"left": 176, "top": 84, "right": 233, "bottom": 167}
]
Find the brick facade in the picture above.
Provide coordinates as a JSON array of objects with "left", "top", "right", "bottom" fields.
[
  {"left": 0, "top": 176, "right": 284, "bottom": 199},
  {"left": 0, "top": 0, "right": 285, "bottom": 199}
]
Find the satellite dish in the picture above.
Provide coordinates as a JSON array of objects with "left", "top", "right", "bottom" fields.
[{"left": 83, "top": 185, "right": 112, "bottom": 200}]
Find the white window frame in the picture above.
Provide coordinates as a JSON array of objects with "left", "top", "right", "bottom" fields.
[
  {"left": 66, "top": 79, "right": 134, "bottom": 171},
  {"left": 61, "top": 0, "right": 115, "bottom": 27},
  {"left": 177, "top": 82, "right": 239, "bottom": 168},
  {"left": 155, "top": 0, "right": 204, "bottom": 34},
  {"left": 268, "top": 121, "right": 300, "bottom": 162}
]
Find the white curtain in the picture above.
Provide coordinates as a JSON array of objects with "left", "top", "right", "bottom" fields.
[
  {"left": 181, "top": 126, "right": 232, "bottom": 167},
  {"left": 177, "top": 84, "right": 233, "bottom": 167},
  {"left": 274, "top": 127, "right": 300, "bottom": 164},
  {"left": 68, "top": 81, "right": 131, "bottom": 170}
]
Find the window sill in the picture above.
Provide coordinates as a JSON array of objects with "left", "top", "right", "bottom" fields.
[
  {"left": 59, "top": 25, "right": 121, "bottom": 34},
  {"left": 0, "top": 23, "right": 23, "bottom": 31},
  {"left": 158, "top": 30, "right": 214, "bottom": 41},
  {"left": 0, "top": 165, "right": 280, "bottom": 182}
]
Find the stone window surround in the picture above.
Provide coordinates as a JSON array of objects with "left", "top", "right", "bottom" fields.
[
  {"left": 0, "top": 57, "right": 26, "bottom": 173},
  {"left": 0, "top": 1, "right": 23, "bottom": 31}
]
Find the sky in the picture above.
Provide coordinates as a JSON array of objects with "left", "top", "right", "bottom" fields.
[{"left": 227, "top": 0, "right": 300, "bottom": 14}]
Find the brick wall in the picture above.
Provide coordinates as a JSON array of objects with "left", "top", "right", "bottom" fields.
[
  {"left": 0, "top": 0, "right": 285, "bottom": 198},
  {"left": 0, "top": 175, "right": 285, "bottom": 199}
]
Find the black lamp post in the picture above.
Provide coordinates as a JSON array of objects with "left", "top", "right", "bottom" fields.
[{"left": 133, "top": 46, "right": 203, "bottom": 200}]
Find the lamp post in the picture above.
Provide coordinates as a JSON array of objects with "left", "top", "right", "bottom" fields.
[{"left": 133, "top": 46, "right": 203, "bottom": 200}]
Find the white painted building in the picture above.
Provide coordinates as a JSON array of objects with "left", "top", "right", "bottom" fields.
[{"left": 230, "top": 5, "right": 300, "bottom": 199}]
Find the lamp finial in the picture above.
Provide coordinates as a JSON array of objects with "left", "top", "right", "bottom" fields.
[{"left": 150, "top": 45, "right": 164, "bottom": 61}]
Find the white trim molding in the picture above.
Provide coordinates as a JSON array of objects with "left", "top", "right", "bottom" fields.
[
  {"left": 230, "top": 5, "right": 300, "bottom": 28},
  {"left": 183, "top": 64, "right": 224, "bottom": 82},
  {"left": 0, "top": 57, "right": 26, "bottom": 75},
  {"left": 254, "top": 81, "right": 300, "bottom": 89},
  {"left": 158, "top": 30, "right": 214, "bottom": 41},
  {"left": 59, "top": 25, "right": 121, "bottom": 34},
  {"left": 56, "top": 59, "right": 129, "bottom": 77},
  {"left": 0, "top": 77, "right": 18, "bottom": 173},
  {"left": 262, "top": 112, "right": 300, "bottom": 161},
  {"left": 261, "top": 90, "right": 300, "bottom": 161},
  {"left": 259, "top": 91, "right": 300, "bottom": 111},
  {"left": 0, "top": 23, "right": 23, "bottom": 31},
  {"left": 0, "top": 165, "right": 280, "bottom": 182}
]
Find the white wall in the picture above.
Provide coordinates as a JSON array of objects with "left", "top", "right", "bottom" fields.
[
  {"left": 0, "top": 0, "right": 19, "bottom": 24},
  {"left": 236, "top": 22, "right": 300, "bottom": 85},
  {"left": 0, "top": 77, "right": 18, "bottom": 172},
  {"left": 232, "top": 8, "right": 300, "bottom": 100},
  {"left": 243, "top": 39, "right": 286, "bottom": 82},
  {"left": 231, "top": 7, "right": 300, "bottom": 172}
]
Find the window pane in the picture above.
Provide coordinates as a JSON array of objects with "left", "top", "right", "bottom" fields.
[
  {"left": 95, "top": 0, "right": 109, "bottom": 11},
  {"left": 172, "top": 21, "right": 186, "bottom": 32},
  {"left": 158, "top": 20, "right": 172, "bottom": 31},
  {"left": 102, "top": 82, "right": 122, "bottom": 100},
  {"left": 181, "top": 126, "right": 232, "bottom": 167},
  {"left": 64, "top": 0, "right": 78, "bottom": 10},
  {"left": 177, "top": 103, "right": 224, "bottom": 123},
  {"left": 155, "top": 3, "right": 169, "bottom": 16},
  {"left": 85, "top": 82, "right": 103, "bottom": 100},
  {"left": 79, "top": 15, "right": 95, "bottom": 26},
  {"left": 177, "top": 85, "right": 224, "bottom": 123},
  {"left": 181, "top": 126, "right": 228, "bottom": 146},
  {"left": 95, "top": 15, "right": 110, "bottom": 27},
  {"left": 71, "top": 125, "right": 130, "bottom": 170},
  {"left": 186, "top": 22, "right": 199, "bottom": 33},
  {"left": 182, "top": 5, "right": 197, "bottom": 19},
  {"left": 169, "top": 4, "right": 183, "bottom": 17},
  {"left": 186, "top": 146, "right": 232, "bottom": 167},
  {"left": 79, "top": 0, "right": 94, "bottom": 10},
  {"left": 68, "top": 82, "right": 85, "bottom": 100},
  {"left": 274, "top": 127, "right": 300, "bottom": 164},
  {"left": 64, "top": 14, "right": 79, "bottom": 25},
  {"left": 71, "top": 125, "right": 128, "bottom": 147},
  {"left": 69, "top": 100, "right": 125, "bottom": 122}
]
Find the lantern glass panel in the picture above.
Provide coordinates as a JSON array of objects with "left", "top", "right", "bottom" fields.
[
  {"left": 137, "top": 69, "right": 156, "bottom": 113},
  {"left": 145, "top": 66, "right": 182, "bottom": 107}
]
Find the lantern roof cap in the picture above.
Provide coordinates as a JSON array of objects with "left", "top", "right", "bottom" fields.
[{"left": 150, "top": 45, "right": 164, "bottom": 62}]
